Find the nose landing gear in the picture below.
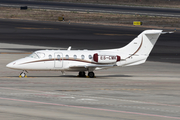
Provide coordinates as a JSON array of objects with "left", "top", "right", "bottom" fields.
[{"left": 19, "top": 71, "right": 27, "bottom": 78}]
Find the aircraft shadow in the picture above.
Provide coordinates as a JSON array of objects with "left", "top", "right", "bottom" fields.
[{"left": 4, "top": 74, "right": 132, "bottom": 78}]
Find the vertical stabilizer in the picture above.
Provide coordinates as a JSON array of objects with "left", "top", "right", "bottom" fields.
[{"left": 117, "top": 30, "right": 162, "bottom": 66}]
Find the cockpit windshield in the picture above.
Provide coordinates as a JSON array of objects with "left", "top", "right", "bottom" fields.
[
  {"left": 36, "top": 52, "right": 45, "bottom": 58},
  {"left": 28, "top": 52, "right": 45, "bottom": 59},
  {"left": 28, "top": 53, "right": 39, "bottom": 59}
]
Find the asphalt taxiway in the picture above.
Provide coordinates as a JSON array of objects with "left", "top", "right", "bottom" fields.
[
  {"left": 1, "top": 0, "right": 180, "bottom": 17},
  {"left": 0, "top": 19, "right": 180, "bottom": 120},
  {"left": 0, "top": 19, "right": 180, "bottom": 64}
]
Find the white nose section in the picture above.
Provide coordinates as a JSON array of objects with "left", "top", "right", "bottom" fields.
[{"left": 6, "top": 62, "right": 16, "bottom": 69}]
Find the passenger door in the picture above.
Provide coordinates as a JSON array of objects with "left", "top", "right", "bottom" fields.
[{"left": 54, "top": 52, "right": 63, "bottom": 68}]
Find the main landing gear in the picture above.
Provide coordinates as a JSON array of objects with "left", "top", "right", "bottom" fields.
[
  {"left": 19, "top": 70, "right": 27, "bottom": 78},
  {"left": 78, "top": 71, "right": 86, "bottom": 77},
  {"left": 88, "top": 72, "right": 95, "bottom": 78},
  {"left": 78, "top": 71, "right": 95, "bottom": 78}
]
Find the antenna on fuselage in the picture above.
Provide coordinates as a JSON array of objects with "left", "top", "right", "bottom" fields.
[{"left": 67, "top": 46, "right": 71, "bottom": 51}]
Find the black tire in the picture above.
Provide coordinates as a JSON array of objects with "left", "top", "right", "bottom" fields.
[
  {"left": 88, "top": 72, "right": 95, "bottom": 78},
  {"left": 79, "top": 71, "right": 86, "bottom": 77}
]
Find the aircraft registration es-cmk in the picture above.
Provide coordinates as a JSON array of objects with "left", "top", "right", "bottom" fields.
[{"left": 6, "top": 30, "right": 172, "bottom": 78}]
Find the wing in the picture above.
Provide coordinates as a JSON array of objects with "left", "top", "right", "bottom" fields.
[{"left": 69, "top": 64, "right": 116, "bottom": 71}]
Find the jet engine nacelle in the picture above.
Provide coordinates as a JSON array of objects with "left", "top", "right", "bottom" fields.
[{"left": 93, "top": 53, "right": 120, "bottom": 63}]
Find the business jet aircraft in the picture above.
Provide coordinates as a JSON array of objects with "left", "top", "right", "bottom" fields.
[{"left": 6, "top": 30, "right": 171, "bottom": 78}]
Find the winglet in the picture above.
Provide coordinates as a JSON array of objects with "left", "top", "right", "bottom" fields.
[{"left": 67, "top": 46, "right": 71, "bottom": 51}]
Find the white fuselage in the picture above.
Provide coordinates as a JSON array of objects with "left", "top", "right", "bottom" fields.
[{"left": 6, "top": 49, "right": 120, "bottom": 71}]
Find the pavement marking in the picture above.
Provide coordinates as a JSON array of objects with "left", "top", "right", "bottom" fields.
[
  {"left": 16, "top": 27, "right": 58, "bottom": 30},
  {"left": 0, "top": 52, "right": 31, "bottom": 54},
  {"left": 0, "top": 97, "right": 180, "bottom": 119},
  {"left": 77, "top": 99, "right": 97, "bottom": 101},
  {"left": 0, "top": 77, "right": 36, "bottom": 78},
  {"left": 95, "top": 33, "right": 135, "bottom": 36},
  {"left": 98, "top": 88, "right": 144, "bottom": 91}
]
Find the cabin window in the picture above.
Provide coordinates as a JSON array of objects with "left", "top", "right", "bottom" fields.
[
  {"left": 28, "top": 53, "right": 39, "bottom": 59},
  {"left": 49, "top": 55, "right": 52, "bottom": 59},
  {"left": 36, "top": 52, "right": 45, "bottom": 58},
  {"left": 89, "top": 55, "right": 92, "bottom": 59},
  {"left": 73, "top": 55, "right": 77, "bottom": 59},
  {"left": 81, "top": 55, "right": 85, "bottom": 60},
  {"left": 66, "top": 55, "right": 69, "bottom": 59},
  {"left": 57, "top": 55, "right": 61, "bottom": 60}
]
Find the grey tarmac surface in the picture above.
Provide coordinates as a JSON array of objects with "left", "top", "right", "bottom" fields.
[
  {"left": 0, "top": 50, "right": 180, "bottom": 120},
  {"left": 0, "top": 19, "right": 180, "bottom": 120}
]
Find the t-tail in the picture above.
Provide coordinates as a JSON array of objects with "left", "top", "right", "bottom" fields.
[{"left": 116, "top": 30, "right": 163, "bottom": 66}]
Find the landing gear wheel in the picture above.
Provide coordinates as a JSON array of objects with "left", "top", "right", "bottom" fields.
[
  {"left": 88, "top": 72, "right": 95, "bottom": 78},
  {"left": 20, "top": 72, "right": 26, "bottom": 78},
  {"left": 78, "top": 71, "right": 86, "bottom": 77}
]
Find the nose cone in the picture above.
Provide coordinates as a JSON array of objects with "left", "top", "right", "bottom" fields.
[
  {"left": 6, "top": 62, "right": 16, "bottom": 69},
  {"left": 6, "top": 58, "right": 31, "bottom": 70}
]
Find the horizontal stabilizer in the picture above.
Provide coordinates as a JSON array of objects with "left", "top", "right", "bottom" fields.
[{"left": 161, "top": 31, "right": 175, "bottom": 34}]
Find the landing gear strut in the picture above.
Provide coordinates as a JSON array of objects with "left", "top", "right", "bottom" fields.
[
  {"left": 88, "top": 72, "right": 95, "bottom": 78},
  {"left": 78, "top": 71, "right": 86, "bottom": 77},
  {"left": 19, "top": 71, "right": 27, "bottom": 78}
]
